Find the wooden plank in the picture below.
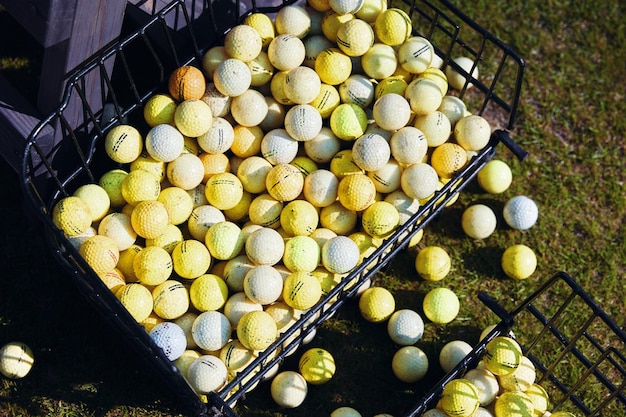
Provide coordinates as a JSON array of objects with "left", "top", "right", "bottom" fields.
[
  {"left": 0, "top": 74, "right": 55, "bottom": 173},
  {"left": 0, "top": 0, "right": 75, "bottom": 47},
  {"left": 37, "top": 0, "right": 128, "bottom": 117}
]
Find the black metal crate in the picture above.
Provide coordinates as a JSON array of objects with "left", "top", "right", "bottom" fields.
[
  {"left": 404, "top": 271, "right": 626, "bottom": 416},
  {"left": 20, "top": 0, "right": 526, "bottom": 415}
]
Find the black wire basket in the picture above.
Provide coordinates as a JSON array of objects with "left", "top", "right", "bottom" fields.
[
  {"left": 20, "top": 0, "right": 529, "bottom": 416},
  {"left": 405, "top": 271, "right": 626, "bottom": 417}
]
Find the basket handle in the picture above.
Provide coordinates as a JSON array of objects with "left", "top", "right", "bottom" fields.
[
  {"left": 478, "top": 291, "right": 515, "bottom": 327},
  {"left": 493, "top": 129, "right": 529, "bottom": 161}
]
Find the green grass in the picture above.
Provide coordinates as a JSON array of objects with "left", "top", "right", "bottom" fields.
[{"left": 1, "top": 0, "right": 625, "bottom": 416}]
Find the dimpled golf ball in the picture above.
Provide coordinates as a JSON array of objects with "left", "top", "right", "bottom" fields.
[
  {"left": 149, "top": 322, "right": 187, "bottom": 361},
  {"left": 104, "top": 124, "right": 143, "bottom": 163},
  {"left": 145, "top": 123, "right": 184, "bottom": 162},
  {"left": 244, "top": 265, "right": 284, "bottom": 305},
  {"left": 415, "top": 246, "right": 451, "bottom": 281},
  {"left": 498, "top": 355, "right": 536, "bottom": 392},
  {"left": 189, "top": 273, "right": 229, "bottom": 312},
  {"left": 422, "top": 287, "right": 460, "bottom": 324},
  {"left": 152, "top": 279, "right": 190, "bottom": 320},
  {"left": 171, "top": 239, "right": 211, "bottom": 279},
  {"left": 461, "top": 204, "right": 498, "bottom": 240},
  {"left": 494, "top": 391, "right": 534, "bottom": 417},
  {"left": 186, "top": 354, "right": 228, "bottom": 394},
  {"left": 298, "top": 348, "right": 336, "bottom": 385},
  {"left": 270, "top": 370, "right": 308, "bottom": 408},
  {"left": 439, "top": 340, "right": 473, "bottom": 373},
  {"left": 503, "top": 195, "right": 539, "bottom": 230},
  {"left": 237, "top": 310, "right": 278, "bottom": 351},
  {"left": 359, "top": 286, "right": 395, "bottom": 323},
  {"left": 477, "top": 159, "right": 513, "bottom": 194},
  {"left": 79, "top": 234, "right": 120, "bottom": 275},
  {"left": 387, "top": 309, "right": 424, "bottom": 345},
  {"left": 440, "top": 379, "right": 481, "bottom": 417},
  {"left": 392, "top": 345, "right": 429, "bottom": 383},
  {"left": 464, "top": 368, "right": 500, "bottom": 406},
  {"left": 52, "top": 196, "right": 92, "bottom": 237},
  {"left": 282, "top": 271, "right": 323, "bottom": 310},
  {"left": 501, "top": 244, "right": 537, "bottom": 280},
  {"left": 192, "top": 311, "right": 232, "bottom": 351},
  {"left": 483, "top": 336, "right": 523, "bottom": 376},
  {"left": 0, "top": 342, "right": 34, "bottom": 379},
  {"left": 321, "top": 235, "right": 360, "bottom": 274},
  {"left": 116, "top": 283, "right": 154, "bottom": 323}
]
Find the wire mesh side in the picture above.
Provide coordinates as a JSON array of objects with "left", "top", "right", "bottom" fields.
[
  {"left": 504, "top": 272, "right": 626, "bottom": 416},
  {"left": 398, "top": 0, "right": 525, "bottom": 134}
]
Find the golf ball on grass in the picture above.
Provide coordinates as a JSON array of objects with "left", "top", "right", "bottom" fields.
[
  {"left": 503, "top": 195, "right": 539, "bottom": 230},
  {"left": 422, "top": 287, "right": 460, "bottom": 324},
  {"left": 359, "top": 286, "right": 395, "bottom": 323},
  {"left": 270, "top": 371, "right": 308, "bottom": 408},
  {"left": 461, "top": 204, "right": 498, "bottom": 240},
  {"left": 0, "top": 342, "right": 34, "bottom": 379},
  {"left": 392, "top": 345, "right": 429, "bottom": 383},
  {"left": 387, "top": 309, "right": 424, "bottom": 345},
  {"left": 415, "top": 246, "right": 451, "bottom": 282},
  {"left": 477, "top": 159, "right": 513, "bottom": 194},
  {"left": 501, "top": 244, "right": 537, "bottom": 280},
  {"left": 439, "top": 340, "right": 473, "bottom": 373}
]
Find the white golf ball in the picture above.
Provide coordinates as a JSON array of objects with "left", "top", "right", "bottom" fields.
[
  {"left": 387, "top": 309, "right": 424, "bottom": 345},
  {"left": 149, "top": 322, "right": 187, "bottom": 361},
  {"left": 503, "top": 195, "right": 539, "bottom": 230}
]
